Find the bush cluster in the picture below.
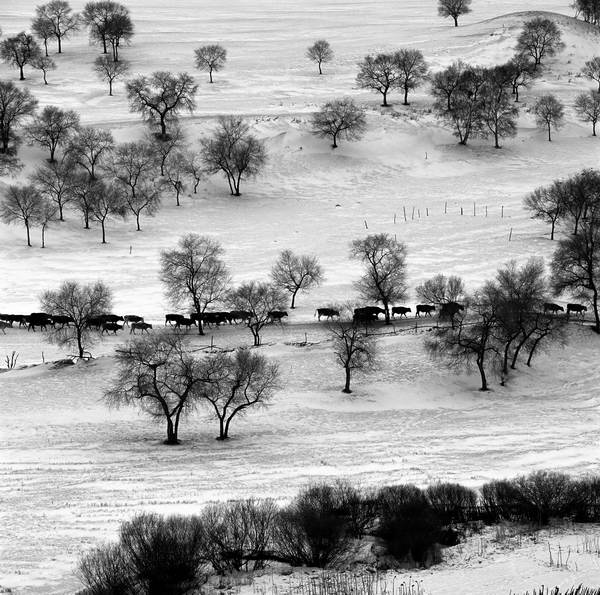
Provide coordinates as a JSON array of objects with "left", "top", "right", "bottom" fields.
[{"left": 77, "top": 472, "right": 600, "bottom": 594}]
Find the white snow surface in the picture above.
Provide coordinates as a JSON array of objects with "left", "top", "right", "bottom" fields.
[{"left": 0, "top": 1, "right": 600, "bottom": 593}]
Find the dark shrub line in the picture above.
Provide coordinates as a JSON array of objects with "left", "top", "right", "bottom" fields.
[{"left": 77, "top": 472, "right": 600, "bottom": 594}]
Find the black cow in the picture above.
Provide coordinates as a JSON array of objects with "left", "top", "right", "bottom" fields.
[
  {"left": 0, "top": 314, "right": 25, "bottom": 327},
  {"left": 86, "top": 316, "right": 104, "bottom": 330},
  {"left": 543, "top": 302, "right": 564, "bottom": 314},
  {"left": 202, "top": 312, "right": 229, "bottom": 326},
  {"left": 228, "top": 310, "right": 251, "bottom": 324},
  {"left": 123, "top": 315, "right": 144, "bottom": 326},
  {"left": 0, "top": 321, "right": 9, "bottom": 334},
  {"left": 315, "top": 308, "right": 340, "bottom": 321},
  {"left": 353, "top": 307, "right": 379, "bottom": 324},
  {"left": 391, "top": 306, "right": 411, "bottom": 318},
  {"left": 439, "top": 302, "right": 464, "bottom": 319},
  {"left": 175, "top": 317, "right": 195, "bottom": 330},
  {"left": 28, "top": 312, "right": 53, "bottom": 332},
  {"left": 102, "top": 314, "right": 124, "bottom": 324},
  {"left": 416, "top": 304, "right": 436, "bottom": 317},
  {"left": 52, "top": 315, "right": 74, "bottom": 327},
  {"left": 567, "top": 303, "right": 587, "bottom": 316},
  {"left": 268, "top": 310, "right": 288, "bottom": 323},
  {"left": 101, "top": 322, "right": 123, "bottom": 334},
  {"left": 130, "top": 322, "right": 153, "bottom": 334},
  {"left": 165, "top": 313, "right": 185, "bottom": 326}
]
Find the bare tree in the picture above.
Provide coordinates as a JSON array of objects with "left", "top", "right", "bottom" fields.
[
  {"left": 505, "top": 53, "right": 539, "bottom": 102},
  {"left": 182, "top": 150, "right": 204, "bottom": 194},
  {"left": 533, "top": 94, "right": 564, "bottom": 141},
  {"left": 516, "top": 17, "right": 564, "bottom": 70},
  {"left": 479, "top": 69, "right": 519, "bottom": 148},
  {"left": 36, "top": 197, "right": 58, "bottom": 248},
  {"left": 31, "top": 156, "right": 77, "bottom": 220},
  {"left": 0, "top": 183, "right": 42, "bottom": 246},
  {"left": 105, "top": 331, "right": 207, "bottom": 444},
  {"left": 68, "top": 126, "right": 114, "bottom": 180},
  {"left": 574, "top": 90, "right": 600, "bottom": 136},
  {"left": 109, "top": 140, "right": 159, "bottom": 230},
  {"left": 271, "top": 249, "right": 324, "bottom": 309},
  {"left": 105, "top": 9, "right": 133, "bottom": 61},
  {"left": 31, "top": 15, "right": 54, "bottom": 57},
  {"left": 350, "top": 233, "right": 408, "bottom": 324},
  {"left": 40, "top": 280, "right": 113, "bottom": 358},
  {"left": 425, "top": 292, "right": 499, "bottom": 391},
  {"left": 438, "top": 0, "right": 472, "bottom": 26},
  {"left": 150, "top": 124, "right": 185, "bottom": 176},
  {"left": 415, "top": 274, "right": 465, "bottom": 305},
  {"left": 394, "top": 49, "right": 428, "bottom": 106},
  {"left": 200, "top": 116, "right": 267, "bottom": 196},
  {"left": 523, "top": 182, "right": 565, "bottom": 240},
  {"left": 582, "top": 56, "right": 600, "bottom": 92},
  {"left": 35, "top": 1, "right": 80, "bottom": 54},
  {"left": 126, "top": 71, "right": 198, "bottom": 139},
  {"left": 0, "top": 81, "right": 38, "bottom": 154},
  {"left": 194, "top": 44, "right": 227, "bottom": 83},
  {"left": 356, "top": 53, "right": 401, "bottom": 107},
  {"left": 163, "top": 151, "right": 188, "bottom": 206},
  {"left": 329, "top": 316, "right": 377, "bottom": 393},
  {"left": 72, "top": 174, "right": 103, "bottom": 229},
  {"left": 0, "top": 32, "right": 42, "bottom": 80},
  {"left": 306, "top": 39, "right": 333, "bottom": 75},
  {"left": 311, "top": 97, "right": 366, "bottom": 149},
  {"left": 26, "top": 105, "right": 80, "bottom": 162},
  {"left": 551, "top": 206, "right": 600, "bottom": 333},
  {"left": 87, "top": 180, "right": 127, "bottom": 243},
  {"left": 197, "top": 348, "right": 279, "bottom": 440},
  {"left": 160, "top": 234, "right": 231, "bottom": 335},
  {"left": 82, "top": 1, "right": 131, "bottom": 56},
  {"left": 31, "top": 55, "right": 56, "bottom": 84},
  {"left": 94, "top": 55, "right": 129, "bottom": 95},
  {"left": 229, "top": 281, "right": 287, "bottom": 346}
]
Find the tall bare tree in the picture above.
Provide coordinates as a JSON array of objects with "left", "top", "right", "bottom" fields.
[
  {"left": 36, "top": 197, "right": 58, "bottom": 248},
  {"left": 306, "top": 39, "right": 333, "bottom": 75},
  {"left": 87, "top": 180, "right": 127, "bottom": 243},
  {"left": 0, "top": 183, "right": 42, "bottom": 246},
  {"left": 94, "top": 55, "right": 130, "bottom": 95},
  {"left": 196, "top": 348, "right": 279, "bottom": 440},
  {"left": 68, "top": 126, "right": 114, "bottom": 179},
  {"left": 437, "top": 0, "right": 472, "bottom": 26},
  {"left": 31, "top": 156, "right": 78, "bottom": 220},
  {"left": 0, "top": 32, "right": 42, "bottom": 80},
  {"left": 395, "top": 49, "right": 428, "bottom": 105},
  {"left": 31, "top": 55, "right": 56, "bottom": 84},
  {"left": 160, "top": 234, "right": 231, "bottom": 335},
  {"left": 0, "top": 81, "right": 38, "bottom": 154},
  {"left": 329, "top": 315, "right": 377, "bottom": 393},
  {"left": 194, "top": 44, "right": 227, "bottom": 83},
  {"left": 40, "top": 281, "right": 113, "bottom": 358},
  {"left": 415, "top": 274, "right": 465, "bottom": 305},
  {"left": 26, "top": 105, "right": 80, "bottom": 162},
  {"left": 162, "top": 151, "right": 188, "bottom": 207},
  {"left": 82, "top": 1, "right": 131, "bottom": 56},
  {"left": 356, "top": 53, "right": 401, "bottom": 107},
  {"left": 350, "top": 233, "right": 408, "bottom": 324},
  {"left": 523, "top": 182, "right": 565, "bottom": 240},
  {"left": 574, "top": 90, "right": 600, "bottom": 136},
  {"left": 126, "top": 71, "right": 198, "bottom": 139},
  {"left": 31, "top": 15, "right": 54, "bottom": 57},
  {"left": 229, "top": 281, "right": 286, "bottom": 346},
  {"left": 311, "top": 97, "right": 366, "bottom": 149},
  {"left": 200, "top": 116, "right": 266, "bottom": 196},
  {"left": 516, "top": 17, "right": 564, "bottom": 70},
  {"left": 533, "top": 94, "right": 564, "bottom": 141},
  {"left": 105, "top": 331, "right": 208, "bottom": 444},
  {"left": 271, "top": 249, "right": 324, "bottom": 309},
  {"left": 35, "top": 1, "right": 80, "bottom": 54}
]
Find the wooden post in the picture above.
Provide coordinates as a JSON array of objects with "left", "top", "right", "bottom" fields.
[
  {"left": 509, "top": 227, "right": 513, "bottom": 242},
  {"left": 444, "top": 201, "right": 447, "bottom": 214},
  {"left": 486, "top": 206, "right": 488, "bottom": 217},
  {"left": 364, "top": 220, "right": 368, "bottom": 229},
  {"left": 394, "top": 213, "right": 397, "bottom": 224},
  {"left": 460, "top": 207, "right": 463, "bottom": 216},
  {"left": 412, "top": 206, "right": 415, "bottom": 220},
  {"left": 473, "top": 202, "right": 476, "bottom": 216},
  {"left": 403, "top": 206, "right": 407, "bottom": 221},
  {"left": 426, "top": 207, "right": 429, "bottom": 216},
  {"left": 418, "top": 209, "right": 421, "bottom": 218},
  {"left": 501, "top": 205, "right": 504, "bottom": 218}
]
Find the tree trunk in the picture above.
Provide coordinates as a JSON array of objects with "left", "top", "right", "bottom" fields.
[
  {"left": 193, "top": 178, "right": 200, "bottom": 193},
  {"left": 332, "top": 132, "right": 338, "bottom": 149},
  {"left": 550, "top": 219, "right": 555, "bottom": 240},
  {"left": 49, "top": 145, "right": 56, "bottom": 162},
  {"left": 251, "top": 326, "right": 260, "bottom": 346},
  {"left": 58, "top": 203, "right": 64, "bottom": 221},
  {"left": 164, "top": 417, "right": 179, "bottom": 445},
  {"left": 382, "top": 90, "right": 388, "bottom": 107},
  {"left": 84, "top": 211, "right": 89, "bottom": 229},
  {"left": 77, "top": 330, "right": 84, "bottom": 359},
  {"left": 136, "top": 212, "right": 141, "bottom": 231},
  {"left": 403, "top": 86, "right": 409, "bottom": 106},
  {"left": 109, "top": 79, "right": 113, "bottom": 96},
  {"left": 44, "top": 39, "right": 48, "bottom": 57},
  {"left": 102, "top": 36, "right": 107, "bottom": 54},
  {"left": 217, "top": 416, "right": 226, "bottom": 440},
  {"left": 453, "top": 16, "right": 459, "bottom": 26},
  {"left": 209, "top": 67, "right": 213, "bottom": 83},
  {"left": 41, "top": 225, "right": 46, "bottom": 248},
  {"left": 342, "top": 366, "right": 352, "bottom": 393},
  {"left": 26, "top": 222, "right": 31, "bottom": 247},
  {"left": 19, "top": 64, "right": 25, "bottom": 80},
  {"left": 318, "top": 62, "right": 322, "bottom": 75},
  {"left": 494, "top": 130, "right": 500, "bottom": 149},
  {"left": 526, "top": 336, "right": 544, "bottom": 366},
  {"left": 159, "top": 116, "right": 167, "bottom": 139},
  {"left": 592, "top": 287, "right": 600, "bottom": 334},
  {"left": 547, "top": 123, "right": 552, "bottom": 142},
  {"left": 57, "top": 36, "right": 62, "bottom": 54},
  {"left": 593, "top": 120, "right": 597, "bottom": 136},
  {"left": 43, "top": 70, "right": 48, "bottom": 84},
  {"left": 175, "top": 186, "right": 180, "bottom": 206},
  {"left": 101, "top": 220, "right": 106, "bottom": 244},
  {"left": 290, "top": 289, "right": 299, "bottom": 309},
  {"left": 476, "top": 355, "right": 488, "bottom": 391}
]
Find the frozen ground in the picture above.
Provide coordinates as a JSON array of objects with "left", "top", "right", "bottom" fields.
[{"left": 0, "top": 0, "right": 599, "bottom": 593}]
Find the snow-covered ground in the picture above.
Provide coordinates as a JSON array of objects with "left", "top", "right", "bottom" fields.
[{"left": 1, "top": 1, "right": 599, "bottom": 593}]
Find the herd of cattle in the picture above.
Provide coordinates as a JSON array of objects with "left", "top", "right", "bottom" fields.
[{"left": 0, "top": 301, "right": 587, "bottom": 336}]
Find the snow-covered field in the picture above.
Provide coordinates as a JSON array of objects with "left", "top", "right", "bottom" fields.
[{"left": 1, "top": 1, "right": 599, "bottom": 593}]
